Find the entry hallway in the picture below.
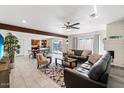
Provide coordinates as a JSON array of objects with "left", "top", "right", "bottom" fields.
[{"left": 10, "top": 56, "right": 59, "bottom": 88}]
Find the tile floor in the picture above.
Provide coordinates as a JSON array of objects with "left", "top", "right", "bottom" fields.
[{"left": 10, "top": 54, "right": 62, "bottom": 88}]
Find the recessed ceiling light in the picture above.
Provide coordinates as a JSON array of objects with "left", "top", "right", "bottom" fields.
[{"left": 22, "top": 20, "right": 27, "bottom": 24}]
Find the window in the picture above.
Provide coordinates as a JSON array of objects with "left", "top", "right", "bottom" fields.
[
  {"left": 52, "top": 39, "right": 62, "bottom": 51},
  {"left": 78, "top": 37, "right": 93, "bottom": 51}
]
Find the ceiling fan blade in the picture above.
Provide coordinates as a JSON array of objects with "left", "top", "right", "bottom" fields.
[
  {"left": 70, "top": 23, "right": 80, "bottom": 26},
  {"left": 64, "top": 24, "right": 67, "bottom": 26},
  {"left": 71, "top": 26, "right": 80, "bottom": 29}
]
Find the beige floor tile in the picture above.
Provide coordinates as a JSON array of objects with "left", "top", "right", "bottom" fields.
[{"left": 10, "top": 56, "right": 59, "bottom": 88}]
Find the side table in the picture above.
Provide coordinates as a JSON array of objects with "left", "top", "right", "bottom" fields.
[{"left": 63, "top": 58, "right": 77, "bottom": 68}]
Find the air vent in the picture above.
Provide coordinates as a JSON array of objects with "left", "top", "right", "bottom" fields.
[{"left": 89, "top": 12, "right": 97, "bottom": 18}]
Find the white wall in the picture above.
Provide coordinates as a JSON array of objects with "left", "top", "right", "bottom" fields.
[
  {"left": 68, "top": 35, "right": 74, "bottom": 49},
  {"left": 0, "top": 30, "right": 54, "bottom": 56},
  {"left": 106, "top": 19, "right": 124, "bottom": 87},
  {"left": 104, "top": 19, "right": 124, "bottom": 65},
  {"left": 107, "top": 19, "right": 124, "bottom": 37},
  {"left": 99, "top": 31, "right": 106, "bottom": 54}
]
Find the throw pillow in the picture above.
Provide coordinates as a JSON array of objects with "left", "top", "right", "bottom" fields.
[
  {"left": 81, "top": 50, "right": 92, "bottom": 58},
  {"left": 88, "top": 53, "right": 101, "bottom": 64},
  {"left": 74, "top": 50, "right": 83, "bottom": 56},
  {"left": 67, "top": 49, "right": 74, "bottom": 55}
]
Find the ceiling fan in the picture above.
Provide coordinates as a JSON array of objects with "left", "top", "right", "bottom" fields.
[{"left": 62, "top": 22, "right": 80, "bottom": 31}]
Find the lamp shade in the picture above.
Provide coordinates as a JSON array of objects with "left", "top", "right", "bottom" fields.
[{"left": 66, "top": 40, "right": 69, "bottom": 45}]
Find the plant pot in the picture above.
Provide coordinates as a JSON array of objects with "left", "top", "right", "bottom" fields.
[{"left": 9, "top": 63, "right": 15, "bottom": 69}]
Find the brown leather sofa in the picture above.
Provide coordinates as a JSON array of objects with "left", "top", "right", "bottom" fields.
[{"left": 64, "top": 52, "right": 112, "bottom": 88}]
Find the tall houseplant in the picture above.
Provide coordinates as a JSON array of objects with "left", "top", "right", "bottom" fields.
[{"left": 3, "top": 32, "right": 20, "bottom": 63}]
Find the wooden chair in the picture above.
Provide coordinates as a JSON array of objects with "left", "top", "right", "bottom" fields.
[{"left": 36, "top": 53, "right": 49, "bottom": 69}]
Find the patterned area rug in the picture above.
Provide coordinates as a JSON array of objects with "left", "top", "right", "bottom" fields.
[{"left": 39, "top": 63, "right": 65, "bottom": 87}]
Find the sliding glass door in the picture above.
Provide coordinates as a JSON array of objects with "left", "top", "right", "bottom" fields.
[{"left": 52, "top": 39, "right": 62, "bottom": 52}]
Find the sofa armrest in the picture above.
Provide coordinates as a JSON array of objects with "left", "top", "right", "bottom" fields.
[{"left": 64, "top": 68, "right": 106, "bottom": 88}]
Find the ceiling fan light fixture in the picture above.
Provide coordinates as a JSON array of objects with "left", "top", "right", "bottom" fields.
[
  {"left": 66, "top": 40, "right": 69, "bottom": 45},
  {"left": 66, "top": 28, "right": 71, "bottom": 31},
  {"left": 62, "top": 22, "right": 80, "bottom": 31}
]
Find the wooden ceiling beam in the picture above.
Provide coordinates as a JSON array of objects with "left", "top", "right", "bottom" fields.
[{"left": 0, "top": 23, "right": 68, "bottom": 38}]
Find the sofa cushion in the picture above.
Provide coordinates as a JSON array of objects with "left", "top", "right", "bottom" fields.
[
  {"left": 37, "top": 53, "right": 47, "bottom": 61},
  {"left": 74, "top": 50, "right": 83, "bottom": 56},
  {"left": 88, "top": 53, "right": 111, "bottom": 81},
  {"left": 80, "top": 61, "right": 93, "bottom": 70},
  {"left": 88, "top": 53, "right": 101, "bottom": 64},
  {"left": 67, "top": 49, "right": 74, "bottom": 55},
  {"left": 81, "top": 50, "right": 92, "bottom": 58}
]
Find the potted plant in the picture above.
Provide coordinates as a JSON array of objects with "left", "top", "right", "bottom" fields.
[{"left": 3, "top": 32, "right": 20, "bottom": 68}]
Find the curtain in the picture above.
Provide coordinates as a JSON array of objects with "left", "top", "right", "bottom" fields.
[{"left": 78, "top": 38, "right": 93, "bottom": 50}]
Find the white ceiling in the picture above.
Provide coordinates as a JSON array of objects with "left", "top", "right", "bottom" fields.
[{"left": 0, "top": 5, "right": 124, "bottom": 35}]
